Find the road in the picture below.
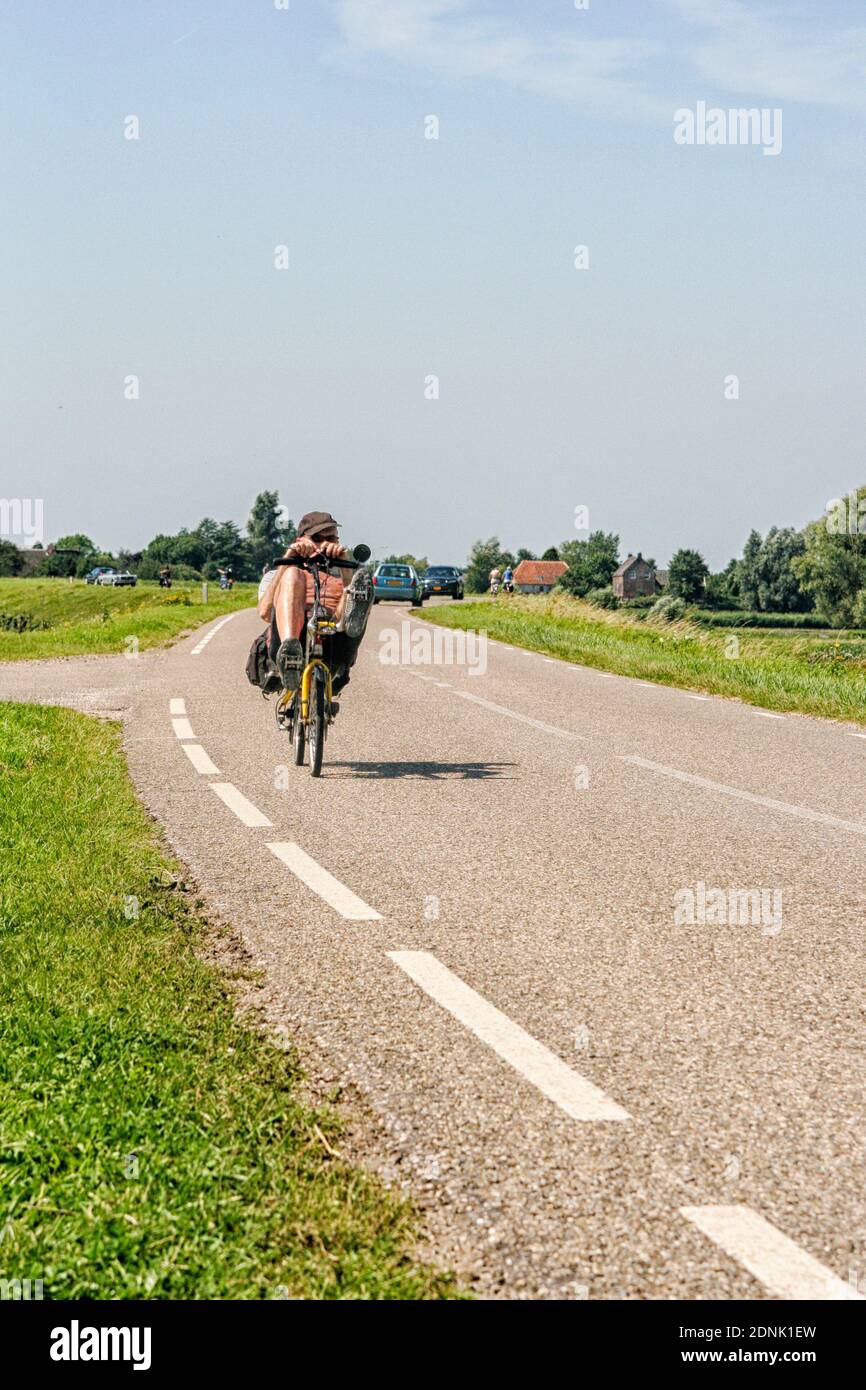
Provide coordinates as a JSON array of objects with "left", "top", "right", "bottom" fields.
[{"left": 3, "top": 600, "right": 865, "bottom": 1300}]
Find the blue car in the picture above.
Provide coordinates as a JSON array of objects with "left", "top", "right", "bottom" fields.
[{"left": 372, "top": 563, "right": 425, "bottom": 605}]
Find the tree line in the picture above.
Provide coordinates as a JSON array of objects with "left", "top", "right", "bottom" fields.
[
  {"left": 464, "top": 484, "right": 866, "bottom": 627},
  {"left": 0, "top": 492, "right": 296, "bottom": 584},
  {"left": 4, "top": 484, "right": 865, "bottom": 627}
]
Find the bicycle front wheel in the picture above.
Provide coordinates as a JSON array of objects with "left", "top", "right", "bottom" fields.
[
  {"left": 307, "top": 671, "right": 326, "bottom": 777},
  {"left": 292, "top": 696, "right": 305, "bottom": 765}
]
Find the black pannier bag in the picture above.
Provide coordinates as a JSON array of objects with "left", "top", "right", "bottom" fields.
[{"left": 246, "top": 623, "right": 281, "bottom": 694}]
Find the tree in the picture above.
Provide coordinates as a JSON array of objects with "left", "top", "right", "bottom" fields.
[
  {"left": 704, "top": 559, "right": 740, "bottom": 609},
  {"left": 247, "top": 490, "right": 295, "bottom": 572},
  {"left": 667, "top": 548, "right": 709, "bottom": 601},
  {"left": 0, "top": 540, "right": 24, "bottom": 576},
  {"left": 792, "top": 486, "right": 866, "bottom": 626},
  {"left": 541, "top": 546, "right": 560, "bottom": 561},
  {"left": 736, "top": 527, "right": 810, "bottom": 613},
  {"left": 381, "top": 554, "right": 428, "bottom": 575},
  {"left": 516, "top": 548, "right": 536, "bottom": 563},
  {"left": 558, "top": 531, "right": 619, "bottom": 597},
  {"left": 464, "top": 537, "right": 514, "bottom": 592},
  {"left": 37, "top": 534, "right": 97, "bottom": 577}
]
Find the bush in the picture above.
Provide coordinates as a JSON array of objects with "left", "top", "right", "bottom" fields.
[
  {"left": 852, "top": 589, "right": 866, "bottom": 629},
  {"left": 0, "top": 612, "right": 50, "bottom": 632},
  {"left": 585, "top": 586, "right": 619, "bottom": 610},
  {"left": 621, "top": 594, "right": 656, "bottom": 612},
  {"left": 649, "top": 595, "right": 687, "bottom": 622},
  {"left": 691, "top": 610, "right": 833, "bottom": 630}
]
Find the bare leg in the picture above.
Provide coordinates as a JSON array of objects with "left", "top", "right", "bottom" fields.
[{"left": 274, "top": 569, "right": 306, "bottom": 642}]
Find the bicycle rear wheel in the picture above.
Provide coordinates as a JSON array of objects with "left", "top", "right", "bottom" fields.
[{"left": 307, "top": 670, "right": 326, "bottom": 777}]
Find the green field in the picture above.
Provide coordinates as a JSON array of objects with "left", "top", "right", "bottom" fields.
[
  {"left": 0, "top": 703, "right": 460, "bottom": 1300},
  {"left": 0, "top": 578, "right": 255, "bottom": 661},
  {"left": 420, "top": 594, "right": 866, "bottom": 725}
]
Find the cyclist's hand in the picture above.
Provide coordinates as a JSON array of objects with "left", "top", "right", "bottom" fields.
[
  {"left": 288, "top": 537, "right": 317, "bottom": 557},
  {"left": 318, "top": 541, "right": 346, "bottom": 560}
]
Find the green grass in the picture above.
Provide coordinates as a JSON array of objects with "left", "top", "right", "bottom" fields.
[
  {"left": 0, "top": 578, "right": 255, "bottom": 661},
  {"left": 419, "top": 594, "right": 866, "bottom": 725},
  {"left": 0, "top": 703, "right": 460, "bottom": 1300}
]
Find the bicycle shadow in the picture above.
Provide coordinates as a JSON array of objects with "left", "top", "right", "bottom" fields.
[{"left": 327, "top": 760, "right": 516, "bottom": 780}]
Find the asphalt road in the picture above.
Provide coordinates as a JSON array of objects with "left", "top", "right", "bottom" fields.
[{"left": 4, "top": 601, "right": 865, "bottom": 1300}]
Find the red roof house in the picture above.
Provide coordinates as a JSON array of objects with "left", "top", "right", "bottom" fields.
[{"left": 513, "top": 559, "right": 568, "bottom": 593}]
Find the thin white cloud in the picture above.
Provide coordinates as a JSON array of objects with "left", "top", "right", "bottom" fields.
[
  {"left": 666, "top": 0, "right": 866, "bottom": 110},
  {"left": 334, "top": 0, "right": 866, "bottom": 119},
  {"left": 334, "top": 0, "right": 668, "bottom": 122}
]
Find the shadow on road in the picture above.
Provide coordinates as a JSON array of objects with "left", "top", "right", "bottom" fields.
[{"left": 328, "top": 760, "right": 516, "bottom": 780}]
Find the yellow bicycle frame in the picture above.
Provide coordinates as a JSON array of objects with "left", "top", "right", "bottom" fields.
[{"left": 299, "top": 657, "right": 333, "bottom": 722}]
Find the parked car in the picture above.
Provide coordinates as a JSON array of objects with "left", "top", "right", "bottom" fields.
[
  {"left": 85, "top": 566, "right": 115, "bottom": 584},
  {"left": 422, "top": 565, "right": 464, "bottom": 600},
  {"left": 372, "top": 563, "right": 424, "bottom": 605},
  {"left": 96, "top": 569, "right": 137, "bottom": 587}
]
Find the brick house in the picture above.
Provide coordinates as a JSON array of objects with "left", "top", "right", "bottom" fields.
[
  {"left": 612, "top": 553, "right": 657, "bottom": 600},
  {"left": 513, "top": 559, "right": 568, "bottom": 594}
]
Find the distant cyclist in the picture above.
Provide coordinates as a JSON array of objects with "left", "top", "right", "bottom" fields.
[
  {"left": 502, "top": 564, "right": 514, "bottom": 594},
  {"left": 489, "top": 566, "right": 501, "bottom": 595}
]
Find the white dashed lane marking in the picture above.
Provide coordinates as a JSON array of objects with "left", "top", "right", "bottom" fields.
[
  {"left": 169, "top": 697, "right": 186, "bottom": 715},
  {"left": 209, "top": 782, "right": 272, "bottom": 827},
  {"left": 623, "top": 756, "right": 866, "bottom": 837},
  {"left": 182, "top": 743, "right": 220, "bottom": 775},
  {"left": 681, "top": 1206, "right": 863, "bottom": 1301},
  {"left": 388, "top": 952, "right": 629, "bottom": 1122},
  {"left": 266, "top": 842, "right": 382, "bottom": 921},
  {"left": 191, "top": 611, "right": 238, "bottom": 656},
  {"left": 171, "top": 717, "right": 196, "bottom": 740}
]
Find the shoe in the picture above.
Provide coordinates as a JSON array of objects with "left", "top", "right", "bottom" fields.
[
  {"left": 342, "top": 570, "right": 373, "bottom": 640},
  {"left": 276, "top": 637, "right": 304, "bottom": 688}
]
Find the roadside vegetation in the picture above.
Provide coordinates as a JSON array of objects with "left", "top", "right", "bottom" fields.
[
  {"left": 420, "top": 594, "right": 866, "bottom": 725},
  {"left": 0, "top": 578, "right": 255, "bottom": 661},
  {"left": 0, "top": 702, "right": 460, "bottom": 1299}
]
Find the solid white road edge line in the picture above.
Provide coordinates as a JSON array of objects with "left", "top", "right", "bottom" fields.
[
  {"left": 191, "top": 611, "right": 238, "bottom": 655},
  {"left": 681, "top": 1205, "right": 863, "bottom": 1301},
  {"left": 182, "top": 743, "right": 220, "bottom": 775},
  {"left": 169, "top": 698, "right": 186, "bottom": 715},
  {"left": 388, "top": 951, "right": 629, "bottom": 1122},
  {"left": 171, "top": 717, "right": 196, "bottom": 740},
  {"left": 266, "top": 842, "right": 382, "bottom": 921},
  {"left": 623, "top": 756, "right": 866, "bottom": 837},
  {"left": 453, "top": 689, "right": 588, "bottom": 742},
  {"left": 209, "top": 782, "right": 272, "bottom": 827}
]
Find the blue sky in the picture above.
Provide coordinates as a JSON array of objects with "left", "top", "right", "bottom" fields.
[{"left": 2, "top": 0, "right": 865, "bottom": 567}]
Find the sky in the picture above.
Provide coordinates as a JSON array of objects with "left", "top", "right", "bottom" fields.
[{"left": 2, "top": 0, "right": 865, "bottom": 569}]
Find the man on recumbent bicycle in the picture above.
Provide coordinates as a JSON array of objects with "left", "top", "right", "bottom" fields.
[{"left": 257, "top": 510, "right": 373, "bottom": 705}]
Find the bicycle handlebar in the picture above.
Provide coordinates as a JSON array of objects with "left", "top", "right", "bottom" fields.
[{"left": 270, "top": 543, "right": 370, "bottom": 572}]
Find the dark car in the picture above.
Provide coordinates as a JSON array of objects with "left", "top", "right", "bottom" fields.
[
  {"left": 85, "top": 566, "right": 115, "bottom": 585},
  {"left": 422, "top": 565, "right": 464, "bottom": 600}
]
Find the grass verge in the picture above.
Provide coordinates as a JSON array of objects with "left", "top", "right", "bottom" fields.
[
  {"left": 0, "top": 578, "right": 255, "bottom": 661},
  {"left": 0, "top": 702, "right": 460, "bottom": 1299},
  {"left": 418, "top": 595, "right": 866, "bottom": 725}
]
